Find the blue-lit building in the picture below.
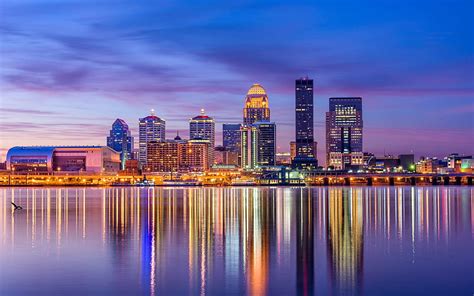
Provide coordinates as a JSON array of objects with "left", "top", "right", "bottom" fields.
[
  {"left": 107, "top": 118, "right": 134, "bottom": 169},
  {"left": 6, "top": 146, "right": 121, "bottom": 173},
  {"left": 222, "top": 123, "right": 241, "bottom": 153}
]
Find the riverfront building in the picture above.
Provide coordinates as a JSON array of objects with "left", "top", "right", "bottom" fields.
[
  {"left": 293, "top": 77, "right": 318, "bottom": 169},
  {"left": 240, "top": 84, "right": 276, "bottom": 169},
  {"left": 189, "top": 109, "right": 215, "bottom": 165},
  {"left": 139, "top": 110, "right": 166, "bottom": 168},
  {"left": 107, "top": 118, "right": 133, "bottom": 169},
  {"left": 222, "top": 123, "right": 241, "bottom": 153},
  {"left": 326, "top": 97, "right": 363, "bottom": 170},
  {"left": 146, "top": 140, "right": 209, "bottom": 173},
  {"left": 243, "top": 83, "right": 270, "bottom": 125},
  {"left": 241, "top": 121, "right": 276, "bottom": 169},
  {"left": 6, "top": 146, "right": 120, "bottom": 173}
]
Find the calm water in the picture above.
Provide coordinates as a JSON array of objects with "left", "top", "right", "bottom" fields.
[{"left": 0, "top": 187, "right": 473, "bottom": 296}]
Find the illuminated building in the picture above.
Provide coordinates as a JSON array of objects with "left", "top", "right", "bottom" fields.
[
  {"left": 214, "top": 146, "right": 239, "bottom": 166},
  {"left": 107, "top": 118, "right": 134, "bottom": 169},
  {"left": 241, "top": 84, "right": 275, "bottom": 169},
  {"left": 223, "top": 123, "right": 241, "bottom": 153},
  {"left": 416, "top": 157, "right": 440, "bottom": 174},
  {"left": 290, "top": 141, "right": 317, "bottom": 161},
  {"left": 241, "top": 122, "right": 276, "bottom": 169},
  {"left": 326, "top": 97, "right": 363, "bottom": 169},
  {"left": 243, "top": 83, "right": 270, "bottom": 124},
  {"left": 293, "top": 77, "right": 318, "bottom": 169},
  {"left": 146, "top": 140, "right": 209, "bottom": 172},
  {"left": 328, "top": 152, "right": 364, "bottom": 170},
  {"left": 139, "top": 109, "right": 166, "bottom": 168},
  {"left": 190, "top": 109, "right": 215, "bottom": 165},
  {"left": 275, "top": 152, "right": 291, "bottom": 165},
  {"left": 447, "top": 153, "right": 473, "bottom": 172},
  {"left": 6, "top": 146, "right": 120, "bottom": 173}
]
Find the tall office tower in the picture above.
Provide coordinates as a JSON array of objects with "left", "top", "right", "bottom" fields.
[
  {"left": 107, "top": 118, "right": 134, "bottom": 169},
  {"left": 326, "top": 97, "right": 363, "bottom": 170},
  {"left": 138, "top": 109, "right": 166, "bottom": 168},
  {"left": 243, "top": 83, "right": 270, "bottom": 124},
  {"left": 293, "top": 77, "right": 317, "bottom": 169},
  {"left": 222, "top": 123, "right": 242, "bottom": 152},
  {"left": 189, "top": 109, "right": 215, "bottom": 165},
  {"left": 241, "top": 122, "right": 276, "bottom": 169}
]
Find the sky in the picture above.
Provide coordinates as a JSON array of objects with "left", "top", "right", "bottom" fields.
[{"left": 1, "top": 0, "right": 473, "bottom": 164}]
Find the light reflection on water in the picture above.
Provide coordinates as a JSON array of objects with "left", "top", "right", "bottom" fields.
[{"left": 0, "top": 187, "right": 473, "bottom": 295}]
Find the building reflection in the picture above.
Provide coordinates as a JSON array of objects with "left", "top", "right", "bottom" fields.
[
  {"left": 296, "top": 188, "right": 315, "bottom": 295},
  {"left": 326, "top": 188, "right": 364, "bottom": 296},
  {"left": 0, "top": 187, "right": 472, "bottom": 295}
]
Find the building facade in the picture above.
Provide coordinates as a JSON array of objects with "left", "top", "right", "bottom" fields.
[
  {"left": 326, "top": 97, "right": 363, "bottom": 169},
  {"left": 222, "top": 123, "right": 242, "bottom": 152},
  {"left": 139, "top": 110, "right": 166, "bottom": 168},
  {"left": 146, "top": 140, "right": 209, "bottom": 173},
  {"left": 189, "top": 109, "right": 215, "bottom": 165},
  {"left": 293, "top": 77, "right": 317, "bottom": 169},
  {"left": 6, "top": 146, "right": 120, "bottom": 173},
  {"left": 290, "top": 141, "right": 318, "bottom": 161},
  {"left": 241, "top": 122, "right": 276, "bottom": 169},
  {"left": 107, "top": 118, "right": 134, "bottom": 169},
  {"left": 243, "top": 84, "right": 270, "bottom": 125}
]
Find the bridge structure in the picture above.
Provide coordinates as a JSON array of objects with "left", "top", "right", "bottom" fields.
[{"left": 258, "top": 170, "right": 474, "bottom": 186}]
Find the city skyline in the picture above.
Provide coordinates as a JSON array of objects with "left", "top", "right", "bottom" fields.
[{"left": 1, "top": 1, "right": 473, "bottom": 164}]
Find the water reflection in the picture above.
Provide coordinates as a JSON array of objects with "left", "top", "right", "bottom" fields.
[{"left": 0, "top": 187, "right": 472, "bottom": 295}]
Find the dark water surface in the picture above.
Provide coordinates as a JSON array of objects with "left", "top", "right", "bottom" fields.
[{"left": 0, "top": 187, "right": 473, "bottom": 295}]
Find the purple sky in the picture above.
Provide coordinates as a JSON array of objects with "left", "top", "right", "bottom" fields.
[{"left": 0, "top": 0, "right": 473, "bottom": 163}]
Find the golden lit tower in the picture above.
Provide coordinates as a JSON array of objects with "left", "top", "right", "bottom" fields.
[{"left": 243, "top": 83, "right": 270, "bottom": 124}]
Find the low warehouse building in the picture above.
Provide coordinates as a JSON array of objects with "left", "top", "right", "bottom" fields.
[{"left": 6, "top": 146, "right": 120, "bottom": 173}]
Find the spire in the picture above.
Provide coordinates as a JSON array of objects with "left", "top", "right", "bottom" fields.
[
  {"left": 150, "top": 109, "right": 156, "bottom": 116},
  {"left": 174, "top": 130, "right": 182, "bottom": 141},
  {"left": 200, "top": 108, "right": 205, "bottom": 116}
]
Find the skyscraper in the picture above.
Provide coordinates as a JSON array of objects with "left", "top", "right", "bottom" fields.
[
  {"left": 241, "top": 122, "right": 277, "bottom": 169},
  {"left": 241, "top": 84, "right": 276, "bottom": 169},
  {"left": 189, "top": 109, "right": 215, "bottom": 147},
  {"left": 326, "top": 97, "right": 363, "bottom": 169},
  {"left": 243, "top": 83, "right": 270, "bottom": 124},
  {"left": 293, "top": 77, "right": 317, "bottom": 169},
  {"left": 222, "top": 123, "right": 241, "bottom": 152},
  {"left": 189, "top": 109, "right": 215, "bottom": 165},
  {"left": 139, "top": 109, "right": 166, "bottom": 168},
  {"left": 107, "top": 118, "right": 133, "bottom": 169}
]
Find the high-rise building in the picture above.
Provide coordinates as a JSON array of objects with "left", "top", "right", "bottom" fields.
[
  {"left": 243, "top": 83, "right": 270, "bottom": 125},
  {"left": 139, "top": 109, "right": 166, "bottom": 168},
  {"left": 293, "top": 77, "right": 317, "bottom": 169},
  {"left": 241, "top": 122, "right": 276, "bottom": 169},
  {"left": 241, "top": 83, "right": 275, "bottom": 169},
  {"left": 222, "top": 123, "right": 241, "bottom": 152},
  {"left": 107, "top": 118, "right": 134, "bottom": 169},
  {"left": 326, "top": 97, "right": 363, "bottom": 170},
  {"left": 190, "top": 109, "right": 215, "bottom": 165},
  {"left": 146, "top": 139, "right": 209, "bottom": 172},
  {"left": 190, "top": 109, "right": 215, "bottom": 147}
]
